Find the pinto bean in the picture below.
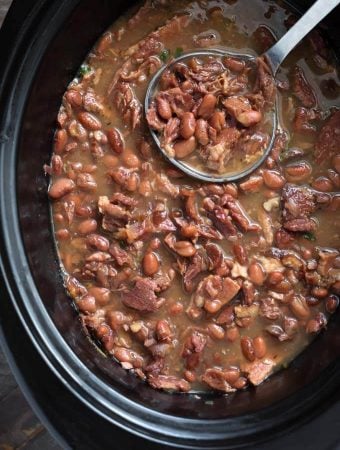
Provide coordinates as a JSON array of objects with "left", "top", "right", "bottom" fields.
[
  {"left": 122, "top": 151, "right": 140, "bottom": 168},
  {"left": 209, "top": 111, "right": 226, "bottom": 132},
  {"left": 78, "top": 219, "right": 97, "bottom": 235},
  {"left": 54, "top": 129, "right": 68, "bottom": 154},
  {"left": 97, "top": 32, "right": 112, "bottom": 54},
  {"left": 223, "top": 57, "right": 246, "bottom": 72},
  {"left": 56, "top": 229, "right": 70, "bottom": 240},
  {"left": 173, "top": 136, "right": 196, "bottom": 159},
  {"left": 240, "top": 336, "right": 256, "bottom": 362},
  {"left": 173, "top": 241, "right": 196, "bottom": 258},
  {"left": 76, "top": 172, "right": 97, "bottom": 191},
  {"left": 107, "top": 128, "right": 125, "bottom": 154},
  {"left": 86, "top": 234, "right": 110, "bottom": 251},
  {"left": 197, "top": 94, "right": 217, "bottom": 119},
  {"left": 88, "top": 287, "right": 111, "bottom": 305},
  {"left": 253, "top": 336, "right": 267, "bottom": 358},
  {"left": 65, "top": 89, "right": 83, "bottom": 107},
  {"left": 312, "top": 176, "right": 333, "bottom": 192},
  {"left": 208, "top": 323, "right": 225, "bottom": 340},
  {"left": 267, "top": 271, "right": 284, "bottom": 285},
  {"left": 311, "top": 286, "right": 328, "bottom": 298},
  {"left": 290, "top": 295, "right": 310, "bottom": 319},
  {"left": 204, "top": 298, "right": 223, "bottom": 313},
  {"left": 77, "top": 294, "right": 96, "bottom": 313},
  {"left": 325, "top": 294, "right": 339, "bottom": 313},
  {"left": 237, "top": 110, "right": 262, "bottom": 127},
  {"left": 262, "top": 170, "right": 286, "bottom": 189},
  {"left": 195, "top": 119, "right": 209, "bottom": 145},
  {"left": 143, "top": 252, "right": 160, "bottom": 276},
  {"left": 226, "top": 326, "right": 239, "bottom": 342},
  {"left": 49, "top": 178, "right": 75, "bottom": 199},
  {"left": 78, "top": 111, "right": 102, "bottom": 130},
  {"left": 233, "top": 243, "right": 248, "bottom": 265},
  {"left": 248, "top": 262, "right": 265, "bottom": 286},
  {"left": 285, "top": 161, "right": 312, "bottom": 181},
  {"left": 156, "top": 96, "right": 172, "bottom": 120},
  {"left": 180, "top": 112, "right": 196, "bottom": 139}
]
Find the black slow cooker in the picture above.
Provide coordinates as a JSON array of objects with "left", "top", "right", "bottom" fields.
[{"left": 0, "top": 0, "right": 340, "bottom": 448}]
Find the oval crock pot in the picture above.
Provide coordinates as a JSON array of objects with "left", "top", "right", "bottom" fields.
[{"left": 0, "top": 0, "right": 339, "bottom": 448}]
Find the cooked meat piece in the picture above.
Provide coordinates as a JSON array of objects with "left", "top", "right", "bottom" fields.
[
  {"left": 241, "top": 359, "right": 275, "bottom": 385},
  {"left": 202, "top": 368, "right": 236, "bottom": 392},
  {"left": 148, "top": 374, "right": 190, "bottom": 391},
  {"left": 292, "top": 65, "right": 316, "bottom": 108},
  {"left": 314, "top": 110, "right": 340, "bottom": 164},
  {"left": 122, "top": 278, "right": 164, "bottom": 312}
]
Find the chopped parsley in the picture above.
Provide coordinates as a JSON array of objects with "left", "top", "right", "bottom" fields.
[
  {"left": 78, "top": 64, "right": 92, "bottom": 78},
  {"left": 159, "top": 48, "right": 170, "bottom": 62},
  {"left": 174, "top": 47, "right": 184, "bottom": 58},
  {"left": 303, "top": 232, "right": 316, "bottom": 241}
]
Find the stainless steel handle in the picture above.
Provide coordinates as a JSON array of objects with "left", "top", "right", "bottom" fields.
[{"left": 264, "top": 0, "right": 340, "bottom": 74}]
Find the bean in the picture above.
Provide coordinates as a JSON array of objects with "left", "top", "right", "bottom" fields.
[
  {"left": 306, "top": 296, "right": 320, "bottom": 307},
  {"left": 195, "top": 119, "right": 209, "bottom": 145},
  {"left": 223, "top": 57, "right": 245, "bottom": 72},
  {"left": 156, "top": 96, "right": 172, "bottom": 120},
  {"left": 114, "top": 348, "right": 143, "bottom": 368},
  {"left": 267, "top": 271, "right": 284, "bottom": 285},
  {"left": 184, "top": 370, "right": 196, "bottom": 383},
  {"left": 327, "top": 169, "right": 340, "bottom": 189},
  {"left": 233, "top": 243, "right": 247, "bottom": 265},
  {"left": 311, "top": 286, "right": 328, "bottom": 298},
  {"left": 198, "top": 94, "right": 217, "bottom": 119},
  {"left": 156, "top": 320, "right": 172, "bottom": 341},
  {"left": 49, "top": 178, "right": 75, "bottom": 199},
  {"left": 233, "top": 377, "right": 248, "bottom": 390},
  {"left": 325, "top": 294, "right": 339, "bottom": 313},
  {"left": 97, "top": 32, "right": 112, "bottom": 54},
  {"left": 143, "top": 252, "right": 160, "bottom": 276},
  {"left": 88, "top": 287, "right": 111, "bottom": 306},
  {"left": 76, "top": 172, "right": 97, "bottom": 191},
  {"left": 56, "top": 229, "right": 70, "bottom": 240},
  {"left": 173, "top": 136, "right": 196, "bottom": 159},
  {"left": 333, "top": 154, "right": 340, "bottom": 174},
  {"left": 78, "top": 219, "right": 97, "bottom": 235},
  {"left": 78, "top": 111, "right": 102, "bottom": 130},
  {"left": 103, "top": 154, "right": 119, "bottom": 168},
  {"left": 204, "top": 298, "right": 222, "bottom": 314},
  {"left": 312, "top": 176, "right": 333, "bottom": 192},
  {"left": 169, "top": 302, "right": 184, "bottom": 315},
  {"left": 253, "top": 336, "right": 267, "bottom": 358},
  {"left": 107, "top": 128, "right": 125, "bottom": 154},
  {"left": 126, "top": 172, "right": 139, "bottom": 192},
  {"left": 173, "top": 240, "right": 196, "bottom": 257},
  {"left": 240, "top": 336, "right": 256, "bottom": 362},
  {"left": 54, "top": 129, "right": 68, "bottom": 154},
  {"left": 69, "top": 120, "right": 87, "bottom": 142},
  {"left": 86, "top": 234, "right": 109, "bottom": 251},
  {"left": 122, "top": 151, "right": 140, "bottom": 168},
  {"left": 226, "top": 326, "right": 239, "bottom": 342},
  {"left": 224, "top": 367, "right": 240, "bottom": 384},
  {"left": 65, "top": 89, "right": 83, "bottom": 107},
  {"left": 208, "top": 323, "right": 225, "bottom": 340},
  {"left": 248, "top": 262, "right": 265, "bottom": 286},
  {"left": 290, "top": 295, "right": 310, "bottom": 319},
  {"left": 209, "top": 111, "right": 226, "bottom": 132},
  {"left": 237, "top": 110, "right": 262, "bottom": 127},
  {"left": 77, "top": 294, "right": 96, "bottom": 313},
  {"left": 217, "top": 305, "right": 234, "bottom": 325},
  {"left": 285, "top": 161, "right": 312, "bottom": 181},
  {"left": 262, "top": 170, "right": 286, "bottom": 189},
  {"left": 180, "top": 112, "right": 196, "bottom": 139}
]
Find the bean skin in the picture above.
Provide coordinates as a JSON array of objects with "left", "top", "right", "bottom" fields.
[
  {"left": 78, "top": 219, "right": 97, "bottom": 235},
  {"left": 195, "top": 119, "right": 209, "bottom": 145},
  {"left": 248, "top": 262, "right": 265, "bottom": 286},
  {"left": 143, "top": 252, "right": 160, "bottom": 276},
  {"left": 86, "top": 234, "right": 110, "bottom": 251},
  {"left": 237, "top": 110, "right": 262, "bottom": 127},
  {"left": 78, "top": 112, "right": 102, "bottom": 130},
  {"left": 107, "top": 128, "right": 125, "bottom": 154},
  {"left": 173, "top": 240, "right": 196, "bottom": 257},
  {"left": 180, "top": 112, "right": 196, "bottom": 139},
  {"left": 77, "top": 294, "right": 96, "bottom": 313},
  {"left": 223, "top": 57, "right": 245, "bottom": 72},
  {"left": 49, "top": 178, "right": 75, "bottom": 199},
  {"left": 173, "top": 136, "right": 196, "bottom": 159},
  {"left": 65, "top": 89, "right": 83, "bottom": 108},
  {"left": 56, "top": 229, "right": 70, "bottom": 240},
  {"left": 197, "top": 94, "right": 217, "bottom": 119},
  {"left": 253, "top": 336, "right": 267, "bottom": 358},
  {"left": 325, "top": 294, "right": 339, "bottom": 313},
  {"left": 240, "top": 336, "right": 256, "bottom": 362},
  {"left": 209, "top": 111, "right": 226, "bottom": 132},
  {"left": 312, "top": 176, "right": 333, "bottom": 192},
  {"left": 262, "top": 170, "right": 286, "bottom": 189},
  {"left": 290, "top": 295, "right": 310, "bottom": 319},
  {"left": 88, "top": 287, "right": 111, "bottom": 306},
  {"left": 54, "top": 129, "right": 68, "bottom": 154},
  {"left": 208, "top": 323, "right": 225, "bottom": 340},
  {"left": 156, "top": 96, "right": 172, "bottom": 120}
]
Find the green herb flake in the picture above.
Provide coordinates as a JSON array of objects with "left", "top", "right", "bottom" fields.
[
  {"left": 159, "top": 49, "right": 170, "bottom": 63},
  {"left": 78, "top": 64, "right": 92, "bottom": 78},
  {"left": 303, "top": 232, "right": 316, "bottom": 242},
  {"left": 174, "top": 47, "right": 184, "bottom": 58}
]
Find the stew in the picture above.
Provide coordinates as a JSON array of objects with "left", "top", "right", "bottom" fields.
[{"left": 46, "top": 0, "right": 340, "bottom": 393}]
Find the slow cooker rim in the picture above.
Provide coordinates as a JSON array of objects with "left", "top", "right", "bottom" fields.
[{"left": 0, "top": 0, "right": 339, "bottom": 448}]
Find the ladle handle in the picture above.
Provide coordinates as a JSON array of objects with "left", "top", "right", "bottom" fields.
[{"left": 264, "top": 0, "right": 340, "bottom": 74}]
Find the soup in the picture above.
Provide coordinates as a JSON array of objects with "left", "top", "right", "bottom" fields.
[{"left": 46, "top": 0, "right": 340, "bottom": 392}]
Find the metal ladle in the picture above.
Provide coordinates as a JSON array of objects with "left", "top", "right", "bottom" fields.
[{"left": 145, "top": 0, "right": 340, "bottom": 183}]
